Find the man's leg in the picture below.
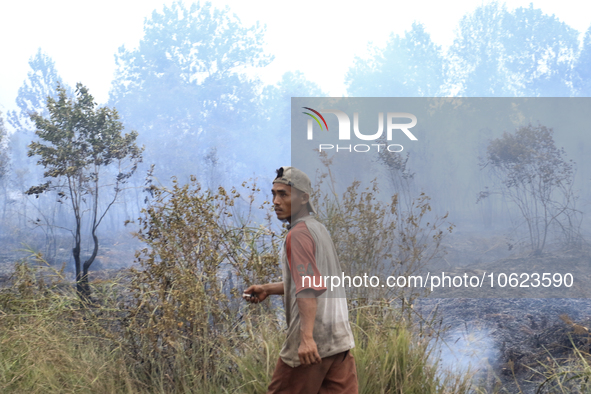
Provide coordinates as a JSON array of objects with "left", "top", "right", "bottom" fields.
[
  {"left": 319, "top": 350, "right": 358, "bottom": 394},
  {"left": 267, "top": 356, "right": 338, "bottom": 394}
]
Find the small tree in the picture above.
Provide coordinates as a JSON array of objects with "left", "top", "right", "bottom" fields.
[
  {"left": 27, "top": 83, "right": 143, "bottom": 298},
  {"left": 480, "top": 123, "right": 580, "bottom": 254}
]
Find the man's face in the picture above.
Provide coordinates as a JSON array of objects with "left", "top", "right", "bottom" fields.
[{"left": 271, "top": 183, "right": 307, "bottom": 222}]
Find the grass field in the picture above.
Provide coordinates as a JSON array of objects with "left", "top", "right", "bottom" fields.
[{"left": 0, "top": 258, "right": 479, "bottom": 394}]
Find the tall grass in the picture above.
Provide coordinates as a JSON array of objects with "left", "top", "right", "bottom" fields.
[
  {"left": 352, "top": 305, "right": 473, "bottom": 394},
  {"left": 0, "top": 260, "right": 135, "bottom": 393},
  {"left": 0, "top": 257, "right": 477, "bottom": 393}
]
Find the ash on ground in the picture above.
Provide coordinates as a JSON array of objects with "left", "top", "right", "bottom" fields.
[{"left": 416, "top": 237, "right": 591, "bottom": 393}]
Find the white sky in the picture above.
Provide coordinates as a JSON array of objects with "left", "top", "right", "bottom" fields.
[{"left": 1, "top": 0, "right": 590, "bottom": 116}]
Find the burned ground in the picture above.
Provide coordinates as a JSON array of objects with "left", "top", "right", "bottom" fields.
[{"left": 416, "top": 235, "right": 591, "bottom": 393}]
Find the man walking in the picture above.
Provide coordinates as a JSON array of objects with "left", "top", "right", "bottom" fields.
[{"left": 243, "top": 166, "right": 358, "bottom": 394}]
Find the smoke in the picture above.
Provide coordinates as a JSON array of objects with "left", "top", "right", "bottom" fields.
[{"left": 435, "top": 325, "right": 498, "bottom": 381}]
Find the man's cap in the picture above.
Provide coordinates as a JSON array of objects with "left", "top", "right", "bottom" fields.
[{"left": 273, "top": 166, "right": 317, "bottom": 215}]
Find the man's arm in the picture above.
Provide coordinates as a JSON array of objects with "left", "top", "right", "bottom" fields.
[
  {"left": 243, "top": 282, "right": 284, "bottom": 303},
  {"left": 296, "top": 289, "right": 322, "bottom": 365}
]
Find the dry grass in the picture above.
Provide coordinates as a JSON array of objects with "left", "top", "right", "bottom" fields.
[{"left": 0, "top": 258, "right": 477, "bottom": 394}]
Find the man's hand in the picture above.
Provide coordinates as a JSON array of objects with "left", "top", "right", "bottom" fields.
[
  {"left": 243, "top": 285, "right": 268, "bottom": 303},
  {"left": 242, "top": 282, "right": 284, "bottom": 303},
  {"left": 298, "top": 335, "right": 321, "bottom": 366}
]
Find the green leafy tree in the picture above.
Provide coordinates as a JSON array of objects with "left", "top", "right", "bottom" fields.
[
  {"left": 480, "top": 124, "right": 579, "bottom": 254},
  {"left": 27, "top": 83, "right": 143, "bottom": 298},
  {"left": 345, "top": 22, "right": 444, "bottom": 96}
]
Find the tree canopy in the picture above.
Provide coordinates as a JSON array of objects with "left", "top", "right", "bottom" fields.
[
  {"left": 346, "top": 23, "right": 443, "bottom": 97},
  {"left": 110, "top": 1, "right": 272, "bottom": 183},
  {"left": 445, "top": 3, "right": 578, "bottom": 96},
  {"left": 345, "top": 3, "right": 581, "bottom": 98},
  {"left": 7, "top": 50, "right": 70, "bottom": 184},
  {"left": 8, "top": 49, "right": 70, "bottom": 133}
]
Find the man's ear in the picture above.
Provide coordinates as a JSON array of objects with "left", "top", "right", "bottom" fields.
[
  {"left": 301, "top": 193, "right": 310, "bottom": 205},
  {"left": 294, "top": 188, "right": 309, "bottom": 204}
]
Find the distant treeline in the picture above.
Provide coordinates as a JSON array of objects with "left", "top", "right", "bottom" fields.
[{"left": 1, "top": 1, "right": 591, "bottom": 247}]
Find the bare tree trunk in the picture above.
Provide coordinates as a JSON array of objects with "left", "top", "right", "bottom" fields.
[
  {"left": 70, "top": 175, "right": 90, "bottom": 301},
  {"left": 73, "top": 218, "right": 86, "bottom": 299},
  {"left": 81, "top": 230, "right": 99, "bottom": 300}
]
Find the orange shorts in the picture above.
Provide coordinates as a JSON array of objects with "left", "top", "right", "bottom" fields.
[{"left": 266, "top": 350, "right": 358, "bottom": 394}]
